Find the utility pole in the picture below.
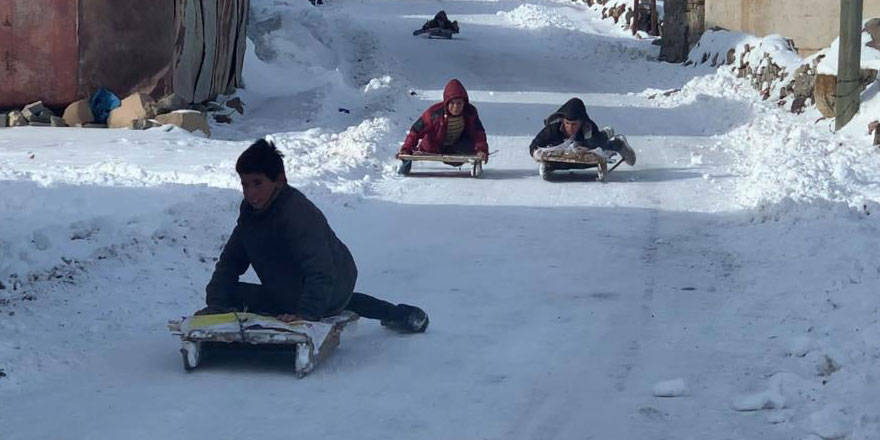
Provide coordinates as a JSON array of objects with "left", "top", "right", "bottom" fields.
[{"left": 836, "top": 0, "right": 863, "bottom": 130}]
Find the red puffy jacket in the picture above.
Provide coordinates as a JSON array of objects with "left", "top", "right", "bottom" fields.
[{"left": 401, "top": 79, "right": 488, "bottom": 155}]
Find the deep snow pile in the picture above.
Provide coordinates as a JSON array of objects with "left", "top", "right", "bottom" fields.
[
  {"left": 813, "top": 24, "right": 880, "bottom": 76},
  {"left": 688, "top": 30, "right": 802, "bottom": 71},
  {"left": 498, "top": 4, "right": 578, "bottom": 30},
  {"left": 649, "top": 68, "right": 880, "bottom": 209},
  {"left": 648, "top": 37, "right": 880, "bottom": 438}
]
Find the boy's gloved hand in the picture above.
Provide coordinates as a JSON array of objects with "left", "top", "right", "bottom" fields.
[{"left": 194, "top": 304, "right": 236, "bottom": 315}]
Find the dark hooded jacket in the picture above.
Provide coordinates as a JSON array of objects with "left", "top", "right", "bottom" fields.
[
  {"left": 528, "top": 98, "right": 609, "bottom": 156},
  {"left": 422, "top": 10, "right": 458, "bottom": 31},
  {"left": 206, "top": 185, "right": 357, "bottom": 321},
  {"left": 401, "top": 79, "right": 488, "bottom": 155}
]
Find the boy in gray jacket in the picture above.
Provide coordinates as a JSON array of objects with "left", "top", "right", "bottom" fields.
[{"left": 197, "top": 139, "right": 428, "bottom": 333}]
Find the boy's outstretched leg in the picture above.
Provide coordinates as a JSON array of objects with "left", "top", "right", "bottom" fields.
[
  {"left": 347, "top": 292, "right": 429, "bottom": 333},
  {"left": 607, "top": 135, "right": 636, "bottom": 166}
]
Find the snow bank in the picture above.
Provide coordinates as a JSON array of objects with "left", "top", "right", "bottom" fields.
[
  {"left": 688, "top": 30, "right": 803, "bottom": 102},
  {"left": 244, "top": 1, "right": 345, "bottom": 99},
  {"left": 813, "top": 23, "right": 880, "bottom": 76},
  {"left": 497, "top": 4, "right": 577, "bottom": 31},
  {"left": 689, "top": 31, "right": 802, "bottom": 72}
]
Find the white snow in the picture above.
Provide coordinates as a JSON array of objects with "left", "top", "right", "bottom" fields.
[
  {"left": 652, "top": 378, "right": 688, "bottom": 397},
  {"left": 814, "top": 22, "right": 880, "bottom": 76},
  {"left": 498, "top": 4, "right": 577, "bottom": 31},
  {"left": 2, "top": 1, "right": 880, "bottom": 439}
]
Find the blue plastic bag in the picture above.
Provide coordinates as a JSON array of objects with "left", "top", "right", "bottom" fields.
[{"left": 89, "top": 88, "right": 121, "bottom": 124}]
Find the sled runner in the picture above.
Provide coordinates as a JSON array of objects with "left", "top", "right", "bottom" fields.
[
  {"left": 397, "top": 151, "right": 485, "bottom": 178},
  {"left": 532, "top": 143, "right": 624, "bottom": 182},
  {"left": 168, "top": 311, "right": 358, "bottom": 378},
  {"left": 412, "top": 27, "right": 457, "bottom": 39}
]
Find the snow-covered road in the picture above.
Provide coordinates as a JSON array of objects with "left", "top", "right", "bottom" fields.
[{"left": 2, "top": 1, "right": 879, "bottom": 439}]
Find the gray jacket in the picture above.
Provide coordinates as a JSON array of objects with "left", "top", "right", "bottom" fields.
[{"left": 206, "top": 185, "right": 357, "bottom": 320}]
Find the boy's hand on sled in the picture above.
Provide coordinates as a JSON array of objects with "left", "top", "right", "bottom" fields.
[
  {"left": 277, "top": 313, "right": 305, "bottom": 322},
  {"left": 194, "top": 305, "right": 233, "bottom": 315}
]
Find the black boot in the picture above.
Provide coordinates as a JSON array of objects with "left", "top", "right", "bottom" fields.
[{"left": 381, "top": 304, "right": 429, "bottom": 333}]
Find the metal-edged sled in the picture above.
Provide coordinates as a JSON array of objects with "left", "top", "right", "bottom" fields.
[
  {"left": 412, "top": 27, "right": 457, "bottom": 39},
  {"left": 168, "top": 311, "right": 359, "bottom": 378},
  {"left": 397, "top": 152, "right": 486, "bottom": 178},
  {"left": 532, "top": 145, "right": 623, "bottom": 182}
]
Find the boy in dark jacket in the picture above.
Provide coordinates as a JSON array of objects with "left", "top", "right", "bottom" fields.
[
  {"left": 197, "top": 139, "right": 429, "bottom": 333},
  {"left": 397, "top": 79, "right": 488, "bottom": 171},
  {"left": 529, "top": 98, "right": 636, "bottom": 166},
  {"left": 418, "top": 10, "right": 459, "bottom": 34}
]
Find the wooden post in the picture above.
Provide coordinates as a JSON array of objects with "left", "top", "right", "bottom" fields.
[
  {"left": 632, "top": 0, "right": 641, "bottom": 36},
  {"left": 836, "top": 0, "right": 864, "bottom": 130}
]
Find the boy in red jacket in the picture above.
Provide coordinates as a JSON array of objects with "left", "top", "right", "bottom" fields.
[{"left": 397, "top": 79, "right": 488, "bottom": 172}]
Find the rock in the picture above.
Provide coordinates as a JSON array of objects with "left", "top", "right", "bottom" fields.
[
  {"left": 205, "top": 101, "right": 224, "bottom": 112},
  {"left": 150, "top": 94, "right": 189, "bottom": 115},
  {"left": 726, "top": 48, "right": 736, "bottom": 65},
  {"left": 28, "top": 122, "right": 51, "bottom": 127},
  {"left": 8, "top": 111, "right": 28, "bottom": 127},
  {"left": 22, "top": 101, "right": 55, "bottom": 123},
  {"left": 791, "top": 64, "right": 817, "bottom": 99},
  {"left": 865, "top": 18, "right": 880, "bottom": 50},
  {"left": 108, "top": 92, "right": 156, "bottom": 129},
  {"left": 50, "top": 116, "right": 67, "bottom": 127},
  {"left": 791, "top": 96, "right": 808, "bottom": 114},
  {"left": 0, "top": 113, "right": 6, "bottom": 128},
  {"left": 869, "top": 120, "right": 880, "bottom": 145},
  {"left": 131, "top": 118, "right": 162, "bottom": 130},
  {"left": 225, "top": 97, "right": 244, "bottom": 114},
  {"left": 814, "top": 74, "right": 837, "bottom": 118},
  {"left": 860, "top": 68, "right": 878, "bottom": 88},
  {"left": 62, "top": 99, "right": 95, "bottom": 126},
  {"left": 83, "top": 123, "right": 108, "bottom": 129},
  {"left": 156, "top": 110, "right": 210, "bottom": 137}
]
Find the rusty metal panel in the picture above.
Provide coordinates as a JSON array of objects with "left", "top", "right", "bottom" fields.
[{"left": 0, "top": 0, "right": 79, "bottom": 108}]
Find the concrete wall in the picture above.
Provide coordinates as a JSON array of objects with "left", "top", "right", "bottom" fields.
[{"left": 706, "top": 0, "right": 880, "bottom": 54}]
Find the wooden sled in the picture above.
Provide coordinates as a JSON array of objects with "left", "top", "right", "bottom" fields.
[
  {"left": 412, "top": 28, "right": 457, "bottom": 39},
  {"left": 397, "top": 152, "right": 485, "bottom": 178},
  {"left": 533, "top": 146, "right": 622, "bottom": 182},
  {"left": 168, "top": 311, "right": 359, "bottom": 378}
]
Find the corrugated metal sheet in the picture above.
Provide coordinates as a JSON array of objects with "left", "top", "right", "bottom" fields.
[
  {"left": 0, "top": 0, "right": 79, "bottom": 108},
  {"left": 175, "top": 0, "right": 249, "bottom": 103}
]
